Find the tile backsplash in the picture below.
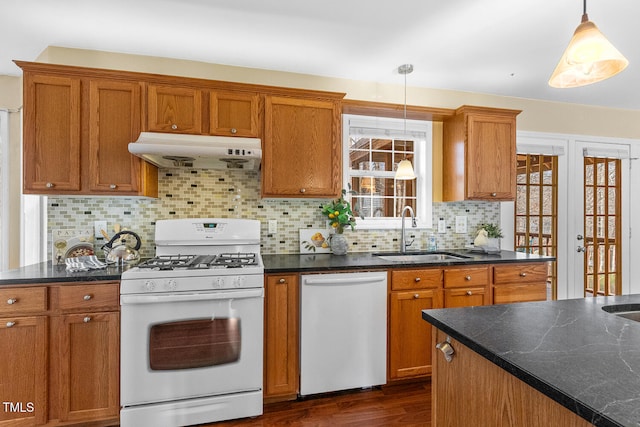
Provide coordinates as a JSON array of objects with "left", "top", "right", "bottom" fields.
[{"left": 48, "top": 169, "right": 500, "bottom": 260}]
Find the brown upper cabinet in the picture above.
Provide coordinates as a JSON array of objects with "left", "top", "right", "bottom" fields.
[
  {"left": 210, "top": 90, "right": 261, "bottom": 137},
  {"left": 18, "top": 62, "right": 158, "bottom": 197},
  {"left": 23, "top": 73, "right": 82, "bottom": 193},
  {"left": 263, "top": 95, "right": 342, "bottom": 198},
  {"left": 89, "top": 79, "right": 157, "bottom": 195},
  {"left": 443, "top": 106, "right": 521, "bottom": 201},
  {"left": 146, "top": 84, "right": 203, "bottom": 134}
]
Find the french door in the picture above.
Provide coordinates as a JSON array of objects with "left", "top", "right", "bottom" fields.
[
  {"left": 508, "top": 133, "right": 632, "bottom": 300},
  {"left": 568, "top": 141, "right": 630, "bottom": 298}
]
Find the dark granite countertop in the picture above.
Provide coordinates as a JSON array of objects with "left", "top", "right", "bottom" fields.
[
  {"left": 0, "top": 249, "right": 552, "bottom": 286},
  {"left": 263, "top": 249, "right": 553, "bottom": 273},
  {"left": 0, "top": 261, "right": 133, "bottom": 286},
  {"left": 422, "top": 295, "right": 640, "bottom": 427}
]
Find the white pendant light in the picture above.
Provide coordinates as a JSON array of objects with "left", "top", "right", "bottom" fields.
[
  {"left": 395, "top": 64, "right": 416, "bottom": 180},
  {"left": 549, "top": 0, "right": 628, "bottom": 88}
]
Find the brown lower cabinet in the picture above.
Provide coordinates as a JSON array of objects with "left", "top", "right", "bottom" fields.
[
  {"left": 263, "top": 261, "right": 549, "bottom": 398},
  {"left": 0, "top": 282, "right": 119, "bottom": 427},
  {"left": 263, "top": 274, "right": 299, "bottom": 402},
  {"left": 432, "top": 328, "right": 591, "bottom": 426}
]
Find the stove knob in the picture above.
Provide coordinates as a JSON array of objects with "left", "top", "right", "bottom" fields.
[
  {"left": 144, "top": 280, "right": 156, "bottom": 292},
  {"left": 234, "top": 276, "right": 245, "bottom": 288},
  {"left": 166, "top": 280, "right": 177, "bottom": 291},
  {"left": 212, "top": 277, "right": 225, "bottom": 289}
]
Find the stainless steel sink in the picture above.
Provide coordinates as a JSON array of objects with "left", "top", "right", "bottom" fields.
[
  {"left": 602, "top": 304, "right": 640, "bottom": 322},
  {"left": 373, "top": 251, "right": 470, "bottom": 263}
]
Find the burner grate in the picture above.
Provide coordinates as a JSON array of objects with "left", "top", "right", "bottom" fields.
[{"left": 137, "top": 253, "right": 258, "bottom": 270}]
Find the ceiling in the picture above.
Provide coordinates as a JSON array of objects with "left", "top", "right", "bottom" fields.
[{"left": 3, "top": 0, "right": 638, "bottom": 110}]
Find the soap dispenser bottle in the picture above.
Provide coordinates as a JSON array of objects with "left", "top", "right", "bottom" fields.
[{"left": 426, "top": 230, "right": 438, "bottom": 251}]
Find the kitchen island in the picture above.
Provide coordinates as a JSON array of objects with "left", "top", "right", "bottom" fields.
[{"left": 422, "top": 295, "right": 640, "bottom": 427}]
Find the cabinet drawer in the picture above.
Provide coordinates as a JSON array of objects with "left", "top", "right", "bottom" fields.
[
  {"left": 391, "top": 269, "right": 442, "bottom": 290},
  {"left": 493, "top": 283, "right": 547, "bottom": 304},
  {"left": 444, "top": 287, "right": 488, "bottom": 308},
  {"left": 0, "top": 287, "right": 47, "bottom": 315},
  {"left": 57, "top": 283, "right": 119, "bottom": 311},
  {"left": 493, "top": 263, "right": 548, "bottom": 285},
  {"left": 443, "top": 267, "right": 489, "bottom": 288}
]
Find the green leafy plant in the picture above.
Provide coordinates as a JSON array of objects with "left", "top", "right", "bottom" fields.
[
  {"left": 478, "top": 223, "right": 503, "bottom": 238},
  {"left": 321, "top": 187, "right": 358, "bottom": 234}
]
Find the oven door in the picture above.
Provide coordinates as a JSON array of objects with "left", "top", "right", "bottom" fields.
[{"left": 120, "top": 288, "right": 263, "bottom": 407}]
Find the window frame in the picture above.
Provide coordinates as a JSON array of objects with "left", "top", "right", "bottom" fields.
[{"left": 342, "top": 114, "right": 432, "bottom": 230}]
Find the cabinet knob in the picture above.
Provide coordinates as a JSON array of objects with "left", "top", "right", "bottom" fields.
[
  {"left": 300, "top": 188, "right": 306, "bottom": 193},
  {"left": 519, "top": 272, "right": 527, "bottom": 277},
  {"left": 414, "top": 277, "right": 421, "bottom": 282},
  {"left": 6, "top": 321, "right": 16, "bottom": 328},
  {"left": 83, "top": 294, "right": 92, "bottom": 301},
  {"left": 231, "top": 128, "right": 237, "bottom": 134},
  {"left": 466, "top": 290, "right": 473, "bottom": 296},
  {"left": 413, "top": 293, "right": 420, "bottom": 299},
  {"left": 109, "top": 184, "right": 117, "bottom": 189},
  {"left": 7, "top": 298, "right": 16, "bottom": 305},
  {"left": 278, "top": 278, "right": 286, "bottom": 284},
  {"left": 465, "top": 275, "right": 471, "bottom": 281},
  {"left": 491, "top": 192, "right": 497, "bottom": 197},
  {"left": 46, "top": 182, "right": 55, "bottom": 188},
  {"left": 83, "top": 316, "right": 91, "bottom": 323},
  {"left": 171, "top": 124, "right": 178, "bottom": 130},
  {"left": 436, "top": 337, "right": 455, "bottom": 362}
]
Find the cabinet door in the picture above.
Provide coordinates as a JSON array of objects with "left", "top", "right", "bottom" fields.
[
  {"left": 264, "top": 274, "right": 299, "bottom": 400},
  {"left": 56, "top": 312, "right": 119, "bottom": 422},
  {"left": 210, "top": 91, "right": 260, "bottom": 137},
  {"left": 263, "top": 96, "right": 341, "bottom": 198},
  {"left": 389, "top": 289, "right": 443, "bottom": 380},
  {"left": 466, "top": 113, "right": 516, "bottom": 200},
  {"left": 23, "top": 73, "right": 81, "bottom": 193},
  {"left": 0, "top": 316, "right": 47, "bottom": 426},
  {"left": 147, "top": 84, "right": 202, "bottom": 134},
  {"left": 444, "top": 287, "right": 489, "bottom": 308},
  {"left": 89, "top": 80, "right": 155, "bottom": 195}
]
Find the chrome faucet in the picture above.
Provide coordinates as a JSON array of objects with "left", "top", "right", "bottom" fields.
[{"left": 400, "top": 206, "right": 417, "bottom": 253}]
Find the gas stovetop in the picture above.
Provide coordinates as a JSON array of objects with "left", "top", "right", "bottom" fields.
[{"left": 137, "top": 253, "right": 258, "bottom": 270}]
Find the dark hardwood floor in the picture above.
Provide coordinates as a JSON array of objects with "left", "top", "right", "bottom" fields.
[{"left": 206, "top": 381, "right": 431, "bottom": 426}]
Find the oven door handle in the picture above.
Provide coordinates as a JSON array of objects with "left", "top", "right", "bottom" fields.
[{"left": 120, "top": 288, "right": 264, "bottom": 305}]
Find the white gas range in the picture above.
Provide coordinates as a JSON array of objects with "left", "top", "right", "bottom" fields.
[{"left": 120, "top": 218, "right": 264, "bottom": 427}]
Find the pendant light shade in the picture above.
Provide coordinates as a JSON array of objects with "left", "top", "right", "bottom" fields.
[
  {"left": 395, "top": 64, "right": 416, "bottom": 181},
  {"left": 549, "top": 1, "right": 628, "bottom": 88},
  {"left": 395, "top": 159, "right": 416, "bottom": 180}
]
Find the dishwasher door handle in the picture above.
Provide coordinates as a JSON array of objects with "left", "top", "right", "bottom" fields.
[{"left": 303, "top": 276, "right": 386, "bottom": 286}]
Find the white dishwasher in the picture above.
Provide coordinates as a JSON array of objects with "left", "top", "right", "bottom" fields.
[{"left": 300, "top": 271, "right": 387, "bottom": 396}]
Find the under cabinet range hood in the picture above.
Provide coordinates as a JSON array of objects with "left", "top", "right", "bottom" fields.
[{"left": 128, "top": 132, "right": 262, "bottom": 170}]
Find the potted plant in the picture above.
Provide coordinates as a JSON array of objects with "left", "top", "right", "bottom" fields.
[
  {"left": 475, "top": 223, "right": 503, "bottom": 252},
  {"left": 320, "top": 187, "right": 358, "bottom": 255}
]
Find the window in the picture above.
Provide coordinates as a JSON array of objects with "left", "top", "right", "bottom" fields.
[{"left": 343, "top": 114, "right": 432, "bottom": 229}]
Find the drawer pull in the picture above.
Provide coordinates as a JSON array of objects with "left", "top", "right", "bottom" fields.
[
  {"left": 7, "top": 298, "right": 17, "bottom": 305},
  {"left": 278, "top": 278, "right": 286, "bottom": 284},
  {"left": 231, "top": 128, "right": 237, "bottom": 134},
  {"left": 109, "top": 184, "right": 117, "bottom": 189},
  {"left": 83, "top": 295, "right": 92, "bottom": 301},
  {"left": 465, "top": 275, "right": 471, "bottom": 281},
  {"left": 414, "top": 293, "right": 420, "bottom": 299},
  {"left": 171, "top": 124, "right": 178, "bottom": 130},
  {"left": 46, "top": 182, "right": 55, "bottom": 188},
  {"left": 414, "top": 277, "right": 421, "bottom": 282},
  {"left": 519, "top": 272, "right": 527, "bottom": 277},
  {"left": 466, "top": 290, "right": 473, "bottom": 296},
  {"left": 6, "top": 321, "right": 15, "bottom": 328},
  {"left": 491, "top": 192, "right": 497, "bottom": 197},
  {"left": 83, "top": 316, "right": 91, "bottom": 323},
  {"left": 300, "top": 188, "right": 306, "bottom": 193}
]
